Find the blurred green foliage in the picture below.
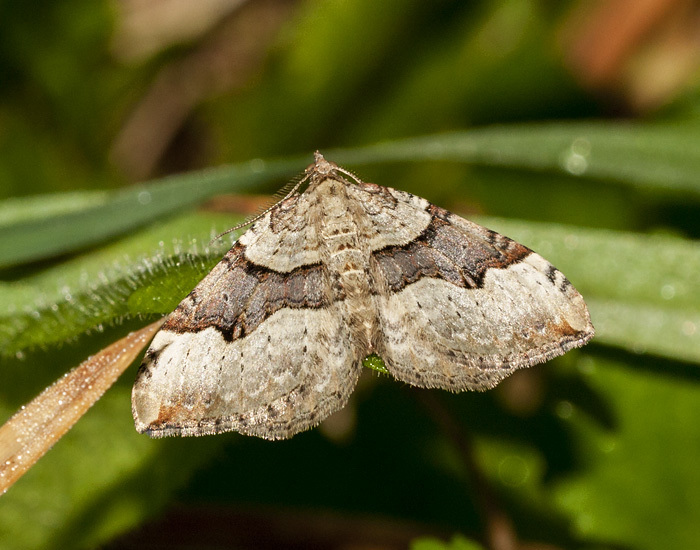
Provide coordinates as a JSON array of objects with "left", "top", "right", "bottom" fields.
[{"left": 1, "top": 1, "right": 699, "bottom": 549}]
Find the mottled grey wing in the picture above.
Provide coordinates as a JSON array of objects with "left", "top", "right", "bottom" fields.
[
  {"left": 369, "top": 191, "right": 594, "bottom": 392},
  {"left": 132, "top": 201, "right": 364, "bottom": 440}
]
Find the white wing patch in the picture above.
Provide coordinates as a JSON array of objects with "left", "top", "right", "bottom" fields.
[
  {"left": 376, "top": 255, "right": 591, "bottom": 391},
  {"left": 133, "top": 307, "right": 362, "bottom": 440}
]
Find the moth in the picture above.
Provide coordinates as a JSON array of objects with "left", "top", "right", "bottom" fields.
[{"left": 132, "top": 153, "right": 594, "bottom": 440}]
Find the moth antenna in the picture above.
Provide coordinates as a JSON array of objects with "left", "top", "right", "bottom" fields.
[
  {"left": 209, "top": 172, "right": 310, "bottom": 244},
  {"left": 334, "top": 165, "right": 364, "bottom": 185}
]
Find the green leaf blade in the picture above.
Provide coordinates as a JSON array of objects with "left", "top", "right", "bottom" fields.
[{"left": 0, "top": 158, "right": 301, "bottom": 269}]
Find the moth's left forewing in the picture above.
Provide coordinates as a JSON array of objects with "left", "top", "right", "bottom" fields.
[
  {"left": 445, "top": 210, "right": 594, "bottom": 341},
  {"left": 367, "top": 188, "right": 594, "bottom": 391}
]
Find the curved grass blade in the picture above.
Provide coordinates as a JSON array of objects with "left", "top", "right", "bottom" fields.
[
  {"left": 0, "top": 157, "right": 302, "bottom": 269},
  {"left": 4, "top": 121, "right": 700, "bottom": 269},
  {"left": 0, "top": 211, "right": 237, "bottom": 357},
  {"left": 0, "top": 320, "right": 163, "bottom": 495},
  {"left": 326, "top": 123, "right": 700, "bottom": 194}
]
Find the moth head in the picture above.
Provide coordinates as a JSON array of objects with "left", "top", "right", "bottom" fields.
[
  {"left": 308, "top": 151, "right": 362, "bottom": 185},
  {"left": 308, "top": 151, "right": 337, "bottom": 179}
]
